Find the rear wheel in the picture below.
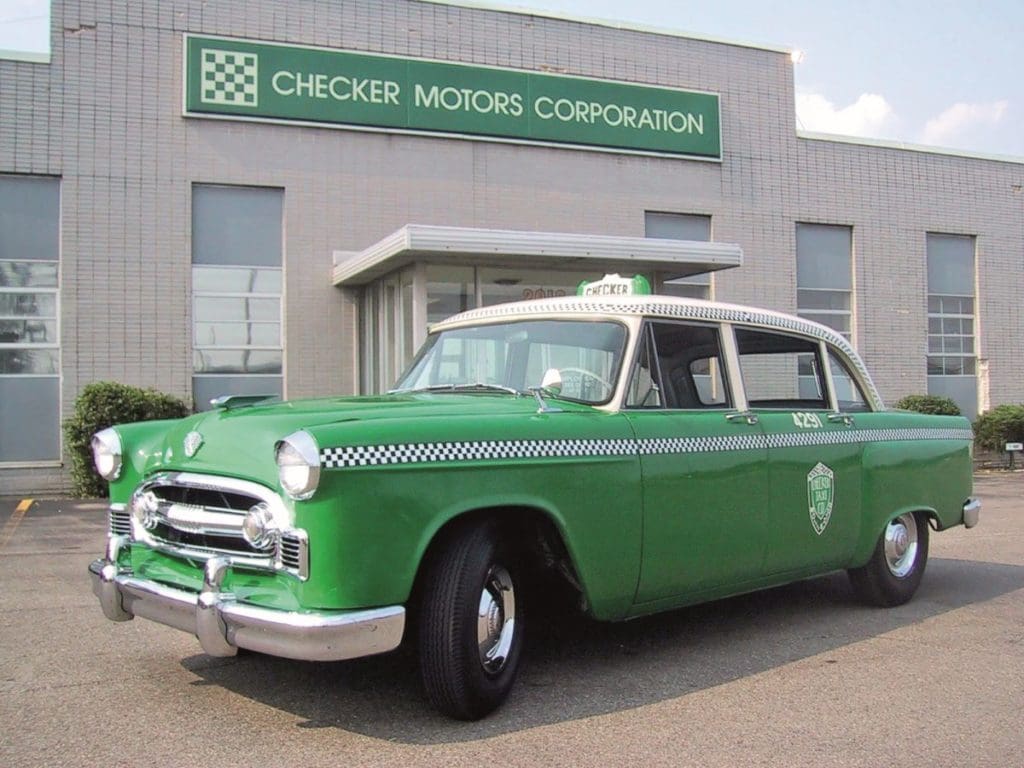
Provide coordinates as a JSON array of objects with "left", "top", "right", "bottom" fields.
[
  {"left": 847, "top": 511, "right": 929, "bottom": 606},
  {"left": 418, "top": 522, "right": 524, "bottom": 720}
]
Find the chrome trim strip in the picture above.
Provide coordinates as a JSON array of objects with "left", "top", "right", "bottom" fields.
[
  {"left": 137, "top": 471, "right": 290, "bottom": 521},
  {"left": 161, "top": 502, "right": 244, "bottom": 534},
  {"left": 88, "top": 557, "right": 404, "bottom": 662},
  {"left": 145, "top": 539, "right": 276, "bottom": 569},
  {"left": 963, "top": 498, "right": 981, "bottom": 529}
]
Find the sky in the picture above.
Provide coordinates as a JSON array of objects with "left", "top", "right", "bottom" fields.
[{"left": 1, "top": 0, "right": 1021, "bottom": 158}]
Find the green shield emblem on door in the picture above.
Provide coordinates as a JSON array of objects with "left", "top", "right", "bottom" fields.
[{"left": 807, "top": 462, "right": 835, "bottom": 535}]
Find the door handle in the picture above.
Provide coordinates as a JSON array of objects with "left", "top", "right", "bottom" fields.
[
  {"left": 827, "top": 413, "right": 854, "bottom": 426},
  {"left": 726, "top": 411, "right": 759, "bottom": 425}
]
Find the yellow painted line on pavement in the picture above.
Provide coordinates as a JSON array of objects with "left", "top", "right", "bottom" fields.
[{"left": 0, "top": 498, "right": 33, "bottom": 550}]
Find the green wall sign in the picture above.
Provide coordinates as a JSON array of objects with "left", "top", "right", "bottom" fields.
[{"left": 183, "top": 35, "right": 721, "bottom": 160}]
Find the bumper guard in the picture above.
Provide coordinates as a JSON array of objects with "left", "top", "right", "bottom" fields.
[
  {"left": 89, "top": 536, "right": 405, "bottom": 661},
  {"left": 963, "top": 497, "right": 981, "bottom": 529}
]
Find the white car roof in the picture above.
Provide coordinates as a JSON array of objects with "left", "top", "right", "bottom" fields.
[{"left": 433, "top": 293, "right": 883, "bottom": 408}]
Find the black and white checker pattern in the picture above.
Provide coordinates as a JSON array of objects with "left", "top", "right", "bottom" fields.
[
  {"left": 636, "top": 434, "right": 763, "bottom": 455},
  {"left": 321, "top": 427, "right": 974, "bottom": 469},
  {"left": 321, "top": 438, "right": 635, "bottom": 468},
  {"left": 200, "top": 49, "right": 258, "bottom": 107}
]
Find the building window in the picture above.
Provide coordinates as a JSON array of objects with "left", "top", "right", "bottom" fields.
[
  {"left": 645, "top": 212, "right": 712, "bottom": 299},
  {"left": 0, "top": 175, "right": 61, "bottom": 462},
  {"left": 796, "top": 223, "right": 852, "bottom": 341},
  {"left": 926, "top": 233, "right": 977, "bottom": 418},
  {"left": 192, "top": 185, "right": 283, "bottom": 410}
]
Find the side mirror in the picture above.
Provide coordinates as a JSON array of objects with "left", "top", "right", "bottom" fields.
[{"left": 540, "top": 368, "right": 562, "bottom": 395}]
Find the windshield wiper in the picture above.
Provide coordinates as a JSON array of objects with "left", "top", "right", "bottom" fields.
[
  {"left": 449, "top": 383, "right": 521, "bottom": 396},
  {"left": 388, "top": 384, "right": 457, "bottom": 394},
  {"left": 388, "top": 383, "right": 522, "bottom": 396}
]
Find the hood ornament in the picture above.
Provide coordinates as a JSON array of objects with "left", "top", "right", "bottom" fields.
[{"left": 184, "top": 431, "right": 204, "bottom": 458}]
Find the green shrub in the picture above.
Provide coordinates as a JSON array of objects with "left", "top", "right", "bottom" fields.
[
  {"left": 63, "top": 381, "right": 191, "bottom": 497},
  {"left": 973, "top": 404, "right": 1024, "bottom": 454},
  {"left": 893, "top": 394, "right": 961, "bottom": 416}
]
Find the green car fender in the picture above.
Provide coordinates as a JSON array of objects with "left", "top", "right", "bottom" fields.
[
  {"left": 302, "top": 411, "right": 644, "bottom": 618},
  {"left": 850, "top": 413, "right": 973, "bottom": 566}
]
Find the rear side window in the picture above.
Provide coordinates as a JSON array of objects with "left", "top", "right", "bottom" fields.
[{"left": 735, "top": 327, "right": 827, "bottom": 410}]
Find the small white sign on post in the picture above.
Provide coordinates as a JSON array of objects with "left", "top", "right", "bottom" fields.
[{"left": 1006, "top": 442, "right": 1024, "bottom": 452}]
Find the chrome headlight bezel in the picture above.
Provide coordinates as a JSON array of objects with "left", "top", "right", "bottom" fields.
[
  {"left": 242, "top": 502, "right": 280, "bottom": 550},
  {"left": 91, "top": 428, "right": 123, "bottom": 481},
  {"left": 275, "top": 430, "right": 321, "bottom": 500}
]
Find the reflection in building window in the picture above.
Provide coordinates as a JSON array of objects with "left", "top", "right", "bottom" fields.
[
  {"left": 0, "top": 175, "right": 61, "bottom": 462},
  {"left": 191, "top": 185, "right": 283, "bottom": 409}
]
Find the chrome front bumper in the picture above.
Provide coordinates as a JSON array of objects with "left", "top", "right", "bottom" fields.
[
  {"left": 963, "top": 497, "right": 981, "bottom": 529},
  {"left": 88, "top": 536, "right": 405, "bottom": 661}
]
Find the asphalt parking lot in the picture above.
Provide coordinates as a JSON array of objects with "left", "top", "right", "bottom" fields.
[{"left": 1, "top": 473, "right": 1021, "bottom": 767}]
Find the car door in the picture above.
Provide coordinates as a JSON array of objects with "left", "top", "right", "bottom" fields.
[
  {"left": 624, "top": 320, "right": 769, "bottom": 606},
  {"left": 733, "top": 326, "right": 863, "bottom": 576}
]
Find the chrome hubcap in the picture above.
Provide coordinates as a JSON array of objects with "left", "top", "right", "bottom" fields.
[
  {"left": 477, "top": 565, "right": 516, "bottom": 674},
  {"left": 883, "top": 513, "right": 919, "bottom": 578}
]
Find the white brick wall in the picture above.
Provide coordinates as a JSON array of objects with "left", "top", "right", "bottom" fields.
[{"left": 1, "top": 0, "right": 1021, "bottom": 494}]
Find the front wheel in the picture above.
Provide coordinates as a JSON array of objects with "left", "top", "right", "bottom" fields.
[
  {"left": 418, "top": 522, "right": 524, "bottom": 720},
  {"left": 847, "top": 511, "right": 930, "bottom": 607}
]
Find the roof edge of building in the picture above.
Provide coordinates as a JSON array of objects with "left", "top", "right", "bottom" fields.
[
  {"left": 416, "top": 0, "right": 792, "bottom": 55},
  {"left": 798, "top": 130, "right": 1024, "bottom": 166}
]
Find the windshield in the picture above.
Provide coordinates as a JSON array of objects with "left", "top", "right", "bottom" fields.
[{"left": 394, "top": 320, "right": 628, "bottom": 405}]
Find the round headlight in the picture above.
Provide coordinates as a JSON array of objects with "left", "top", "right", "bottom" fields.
[
  {"left": 91, "top": 428, "right": 123, "bottom": 481},
  {"left": 242, "top": 502, "right": 279, "bottom": 550},
  {"left": 275, "top": 431, "right": 321, "bottom": 500}
]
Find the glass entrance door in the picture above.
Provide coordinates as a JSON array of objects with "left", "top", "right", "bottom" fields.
[{"left": 359, "top": 263, "right": 638, "bottom": 394}]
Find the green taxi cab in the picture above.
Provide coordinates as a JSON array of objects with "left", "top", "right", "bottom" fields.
[{"left": 89, "top": 275, "right": 979, "bottom": 719}]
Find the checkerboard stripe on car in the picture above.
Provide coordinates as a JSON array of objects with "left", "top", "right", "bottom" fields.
[{"left": 320, "top": 427, "right": 973, "bottom": 469}]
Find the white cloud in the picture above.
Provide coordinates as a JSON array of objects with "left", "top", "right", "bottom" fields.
[
  {"left": 920, "top": 101, "right": 1009, "bottom": 147},
  {"left": 795, "top": 92, "right": 895, "bottom": 137}
]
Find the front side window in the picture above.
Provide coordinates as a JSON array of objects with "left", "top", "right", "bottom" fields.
[
  {"left": 626, "top": 321, "right": 730, "bottom": 409},
  {"left": 396, "top": 320, "right": 627, "bottom": 405}
]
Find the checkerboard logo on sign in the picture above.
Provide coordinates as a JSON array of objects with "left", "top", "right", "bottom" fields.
[{"left": 200, "top": 49, "right": 258, "bottom": 107}]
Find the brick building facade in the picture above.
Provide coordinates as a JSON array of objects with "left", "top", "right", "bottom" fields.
[{"left": 1, "top": 0, "right": 1022, "bottom": 493}]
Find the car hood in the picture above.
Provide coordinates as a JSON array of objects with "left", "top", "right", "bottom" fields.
[{"left": 126, "top": 393, "right": 596, "bottom": 485}]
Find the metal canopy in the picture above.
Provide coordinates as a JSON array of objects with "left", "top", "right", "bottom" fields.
[{"left": 332, "top": 225, "right": 743, "bottom": 286}]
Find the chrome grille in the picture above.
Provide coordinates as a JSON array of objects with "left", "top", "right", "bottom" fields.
[
  {"left": 108, "top": 504, "right": 131, "bottom": 537},
  {"left": 279, "top": 530, "right": 308, "bottom": 577},
  {"left": 125, "top": 472, "right": 308, "bottom": 580}
]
